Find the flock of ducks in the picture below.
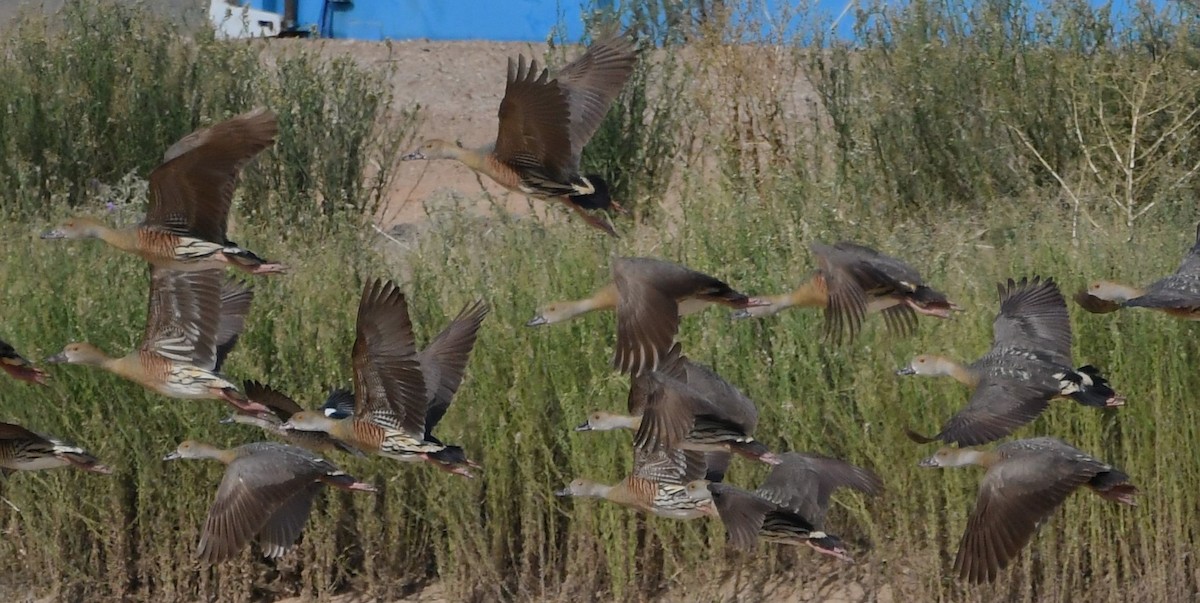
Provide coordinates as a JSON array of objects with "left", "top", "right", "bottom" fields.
[{"left": 3, "top": 28, "right": 1196, "bottom": 587}]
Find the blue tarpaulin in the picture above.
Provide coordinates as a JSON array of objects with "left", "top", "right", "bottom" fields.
[{"left": 247, "top": 0, "right": 604, "bottom": 41}]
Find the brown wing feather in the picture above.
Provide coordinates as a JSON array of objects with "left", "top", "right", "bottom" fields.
[
  {"left": 633, "top": 374, "right": 701, "bottom": 453},
  {"left": 632, "top": 447, "right": 685, "bottom": 484},
  {"left": 810, "top": 243, "right": 873, "bottom": 344},
  {"left": 243, "top": 380, "right": 304, "bottom": 419},
  {"left": 709, "top": 483, "right": 773, "bottom": 551},
  {"left": 197, "top": 444, "right": 325, "bottom": 564},
  {"left": 212, "top": 277, "right": 253, "bottom": 372},
  {"left": 682, "top": 358, "right": 759, "bottom": 432},
  {"left": 145, "top": 108, "right": 278, "bottom": 242},
  {"left": 680, "top": 449, "right": 709, "bottom": 483},
  {"left": 626, "top": 342, "right": 685, "bottom": 414},
  {"left": 493, "top": 55, "right": 573, "bottom": 178},
  {"left": 141, "top": 267, "right": 224, "bottom": 368},
  {"left": 417, "top": 300, "right": 489, "bottom": 436},
  {"left": 612, "top": 267, "right": 681, "bottom": 376},
  {"left": 880, "top": 304, "right": 919, "bottom": 337},
  {"left": 554, "top": 31, "right": 637, "bottom": 162},
  {"left": 257, "top": 482, "right": 322, "bottom": 558},
  {"left": 611, "top": 258, "right": 742, "bottom": 375},
  {"left": 0, "top": 422, "right": 49, "bottom": 444},
  {"left": 351, "top": 279, "right": 427, "bottom": 437}
]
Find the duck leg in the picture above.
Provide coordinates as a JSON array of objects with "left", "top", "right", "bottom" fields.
[
  {"left": 805, "top": 538, "right": 855, "bottom": 563},
  {"left": 904, "top": 297, "right": 960, "bottom": 319},
  {"left": 0, "top": 362, "right": 48, "bottom": 386},
  {"left": 561, "top": 198, "right": 620, "bottom": 237},
  {"left": 218, "top": 249, "right": 289, "bottom": 275},
  {"left": 212, "top": 387, "right": 272, "bottom": 415}
]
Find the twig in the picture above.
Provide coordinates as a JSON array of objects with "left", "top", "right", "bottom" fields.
[
  {"left": 2, "top": 496, "right": 21, "bottom": 514},
  {"left": 1007, "top": 124, "right": 1100, "bottom": 242},
  {"left": 370, "top": 223, "right": 409, "bottom": 249}
]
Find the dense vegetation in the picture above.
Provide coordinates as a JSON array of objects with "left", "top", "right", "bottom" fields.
[{"left": 1, "top": 1, "right": 1199, "bottom": 601}]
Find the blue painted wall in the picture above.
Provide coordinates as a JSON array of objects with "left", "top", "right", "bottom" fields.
[
  {"left": 242, "top": 1, "right": 1166, "bottom": 42},
  {"left": 249, "top": 0, "right": 601, "bottom": 41}
]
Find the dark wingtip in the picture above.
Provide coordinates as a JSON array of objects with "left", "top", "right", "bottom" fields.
[
  {"left": 1074, "top": 290, "right": 1122, "bottom": 314},
  {"left": 904, "top": 427, "right": 939, "bottom": 444}
]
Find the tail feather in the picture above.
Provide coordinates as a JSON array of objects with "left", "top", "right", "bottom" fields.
[
  {"left": 729, "top": 440, "right": 776, "bottom": 464},
  {"left": 1089, "top": 468, "right": 1138, "bottom": 505},
  {"left": 221, "top": 245, "right": 287, "bottom": 274},
  {"left": 1058, "top": 365, "right": 1124, "bottom": 408},
  {"left": 910, "top": 285, "right": 950, "bottom": 307},
  {"left": 569, "top": 174, "right": 615, "bottom": 211},
  {"left": 58, "top": 452, "right": 112, "bottom": 474},
  {"left": 221, "top": 246, "right": 267, "bottom": 266}
]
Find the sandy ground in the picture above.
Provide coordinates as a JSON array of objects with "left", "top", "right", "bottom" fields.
[{"left": 267, "top": 576, "right": 893, "bottom": 603}]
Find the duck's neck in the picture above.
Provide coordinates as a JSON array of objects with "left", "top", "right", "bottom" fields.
[
  {"left": 105, "top": 353, "right": 143, "bottom": 379},
  {"left": 949, "top": 449, "right": 998, "bottom": 468},
  {"left": 929, "top": 356, "right": 978, "bottom": 387},
  {"left": 577, "top": 481, "right": 613, "bottom": 500},
  {"left": 326, "top": 418, "right": 362, "bottom": 441},
  {"left": 90, "top": 223, "right": 140, "bottom": 253},
  {"left": 191, "top": 442, "right": 237, "bottom": 464},
  {"left": 591, "top": 414, "right": 642, "bottom": 431},
  {"left": 558, "top": 284, "right": 620, "bottom": 321},
  {"left": 1093, "top": 281, "right": 1144, "bottom": 303},
  {"left": 589, "top": 282, "right": 620, "bottom": 311},
  {"left": 452, "top": 145, "right": 489, "bottom": 172},
  {"left": 785, "top": 276, "right": 829, "bottom": 309}
]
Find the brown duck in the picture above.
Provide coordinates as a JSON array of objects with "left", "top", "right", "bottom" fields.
[
  {"left": 282, "top": 280, "right": 486, "bottom": 478},
  {"left": 1077, "top": 222, "right": 1200, "bottom": 319},
  {"left": 898, "top": 277, "right": 1122, "bottom": 445},
  {"left": 164, "top": 440, "right": 374, "bottom": 563},
  {"left": 918, "top": 437, "right": 1137, "bottom": 582},
  {"left": 581, "top": 343, "right": 779, "bottom": 465},
  {"left": 527, "top": 257, "right": 766, "bottom": 375},
  {"left": 683, "top": 451, "right": 882, "bottom": 561},
  {"left": 42, "top": 108, "right": 284, "bottom": 275},
  {"left": 733, "top": 241, "right": 958, "bottom": 343},
  {"left": 401, "top": 33, "right": 637, "bottom": 236},
  {"left": 0, "top": 422, "right": 111, "bottom": 475},
  {"left": 556, "top": 448, "right": 714, "bottom": 520},
  {"left": 47, "top": 267, "right": 269, "bottom": 415}
]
